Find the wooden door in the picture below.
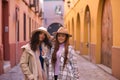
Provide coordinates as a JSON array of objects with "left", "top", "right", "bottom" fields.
[
  {"left": 101, "top": 0, "right": 112, "bottom": 68},
  {"left": 2, "top": 1, "right": 9, "bottom": 60}
]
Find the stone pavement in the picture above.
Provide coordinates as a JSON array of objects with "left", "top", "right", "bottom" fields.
[
  {"left": 75, "top": 54, "right": 118, "bottom": 80},
  {"left": 0, "top": 54, "right": 118, "bottom": 80},
  {"left": 0, "top": 64, "right": 24, "bottom": 80}
]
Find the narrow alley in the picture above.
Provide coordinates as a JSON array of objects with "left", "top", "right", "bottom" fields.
[
  {"left": 0, "top": 53, "right": 118, "bottom": 80},
  {"left": 0, "top": 0, "right": 120, "bottom": 80}
]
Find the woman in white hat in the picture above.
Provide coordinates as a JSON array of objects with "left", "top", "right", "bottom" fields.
[
  {"left": 20, "top": 27, "right": 52, "bottom": 80},
  {"left": 48, "top": 26, "right": 79, "bottom": 80}
]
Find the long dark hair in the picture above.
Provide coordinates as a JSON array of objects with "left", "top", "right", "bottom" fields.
[
  {"left": 51, "top": 34, "right": 69, "bottom": 68},
  {"left": 30, "top": 31, "right": 52, "bottom": 52}
]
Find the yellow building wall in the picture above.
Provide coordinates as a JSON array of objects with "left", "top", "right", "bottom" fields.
[
  {"left": 64, "top": 0, "right": 120, "bottom": 63},
  {"left": 111, "top": 1, "right": 120, "bottom": 46},
  {"left": 65, "top": 0, "right": 120, "bottom": 79},
  {"left": 111, "top": 0, "right": 120, "bottom": 79},
  {"left": 64, "top": 0, "right": 100, "bottom": 62}
]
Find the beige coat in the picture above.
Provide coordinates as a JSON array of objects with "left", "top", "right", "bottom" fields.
[{"left": 20, "top": 43, "right": 50, "bottom": 80}]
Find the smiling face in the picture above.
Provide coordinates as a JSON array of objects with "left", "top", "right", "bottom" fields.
[
  {"left": 39, "top": 32, "right": 46, "bottom": 41},
  {"left": 57, "top": 33, "right": 67, "bottom": 44}
]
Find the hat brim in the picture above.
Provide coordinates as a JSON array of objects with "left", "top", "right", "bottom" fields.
[
  {"left": 32, "top": 29, "right": 51, "bottom": 39},
  {"left": 52, "top": 32, "right": 72, "bottom": 37}
]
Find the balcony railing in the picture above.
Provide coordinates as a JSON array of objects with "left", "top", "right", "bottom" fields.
[
  {"left": 29, "top": 0, "right": 36, "bottom": 8},
  {"left": 35, "top": 0, "right": 39, "bottom": 13}
]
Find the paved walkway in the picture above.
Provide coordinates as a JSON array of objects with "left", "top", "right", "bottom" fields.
[
  {"left": 0, "top": 64, "right": 23, "bottom": 80},
  {"left": 76, "top": 54, "right": 118, "bottom": 80},
  {"left": 0, "top": 54, "right": 118, "bottom": 80}
]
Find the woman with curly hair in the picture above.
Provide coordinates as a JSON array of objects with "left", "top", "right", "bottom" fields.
[{"left": 20, "top": 27, "right": 52, "bottom": 80}]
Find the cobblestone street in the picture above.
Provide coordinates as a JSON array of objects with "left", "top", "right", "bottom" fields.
[
  {"left": 76, "top": 54, "right": 118, "bottom": 80},
  {"left": 0, "top": 64, "right": 24, "bottom": 80},
  {"left": 0, "top": 54, "right": 118, "bottom": 80}
]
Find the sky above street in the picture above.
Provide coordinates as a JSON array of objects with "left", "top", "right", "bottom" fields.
[{"left": 40, "top": 0, "right": 43, "bottom": 4}]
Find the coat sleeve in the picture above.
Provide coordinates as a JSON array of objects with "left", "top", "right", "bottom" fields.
[
  {"left": 20, "top": 50, "right": 34, "bottom": 80},
  {"left": 69, "top": 46, "right": 80, "bottom": 80}
]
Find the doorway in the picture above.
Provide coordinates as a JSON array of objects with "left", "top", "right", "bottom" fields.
[
  {"left": 101, "top": 0, "right": 113, "bottom": 68},
  {"left": 84, "top": 6, "right": 91, "bottom": 60},
  {"left": 2, "top": 0, "right": 11, "bottom": 72}
]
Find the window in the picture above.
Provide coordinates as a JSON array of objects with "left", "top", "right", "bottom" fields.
[
  {"left": 35, "top": 0, "right": 39, "bottom": 13},
  {"left": 29, "top": 17, "right": 31, "bottom": 38},
  {"left": 32, "top": 19, "right": 34, "bottom": 30},
  {"left": 35, "top": 21, "right": 37, "bottom": 29},
  {"left": 23, "top": 13, "right": 26, "bottom": 41},
  {"left": 15, "top": 7, "right": 19, "bottom": 41}
]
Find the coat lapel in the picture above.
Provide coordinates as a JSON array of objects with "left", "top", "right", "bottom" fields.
[{"left": 21, "top": 43, "right": 35, "bottom": 56}]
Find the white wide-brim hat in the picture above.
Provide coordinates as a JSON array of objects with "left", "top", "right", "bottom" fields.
[{"left": 32, "top": 27, "right": 51, "bottom": 39}]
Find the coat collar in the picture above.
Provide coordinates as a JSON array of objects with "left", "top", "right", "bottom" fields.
[
  {"left": 21, "top": 43, "right": 47, "bottom": 56},
  {"left": 21, "top": 43, "right": 35, "bottom": 56}
]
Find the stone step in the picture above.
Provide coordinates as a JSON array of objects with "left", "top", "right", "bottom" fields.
[
  {"left": 97, "top": 64, "right": 112, "bottom": 74},
  {"left": 3, "top": 61, "right": 11, "bottom": 73}
]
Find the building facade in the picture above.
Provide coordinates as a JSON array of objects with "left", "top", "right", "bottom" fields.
[
  {"left": 0, "top": 0, "right": 42, "bottom": 74},
  {"left": 64, "top": 0, "right": 120, "bottom": 79},
  {"left": 43, "top": 0, "right": 64, "bottom": 35}
]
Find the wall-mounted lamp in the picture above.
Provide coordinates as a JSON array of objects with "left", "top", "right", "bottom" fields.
[{"left": 67, "top": 1, "right": 71, "bottom": 8}]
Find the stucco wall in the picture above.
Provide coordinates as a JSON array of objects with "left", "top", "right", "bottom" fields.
[{"left": 64, "top": 0, "right": 120, "bottom": 79}]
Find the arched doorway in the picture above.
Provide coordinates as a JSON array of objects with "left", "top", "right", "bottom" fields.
[
  {"left": 76, "top": 13, "right": 80, "bottom": 51},
  {"left": 47, "top": 23, "right": 62, "bottom": 35},
  {"left": 101, "top": 0, "right": 113, "bottom": 68},
  {"left": 84, "top": 5, "right": 91, "bottom": 60}
]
